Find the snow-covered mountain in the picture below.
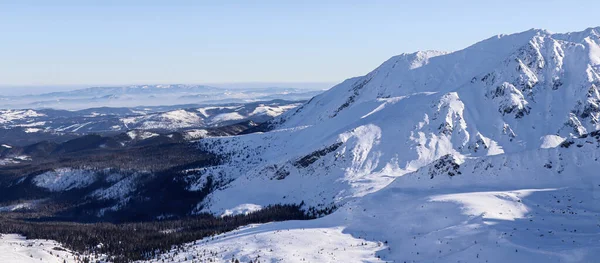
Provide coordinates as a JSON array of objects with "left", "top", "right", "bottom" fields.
[
  {"left": 195, "top": 27, "right": 600, "bottom": 213},
  {"left": 146, "top": 27, "right": 600, "bottom": 262}
]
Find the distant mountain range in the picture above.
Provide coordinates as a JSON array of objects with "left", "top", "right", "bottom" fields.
[
  {"left": 0, "top": 99, "right": 302, "bottom": 146},
  {"left": 0, "top": 84, "right": 323, "bottom": 110}
]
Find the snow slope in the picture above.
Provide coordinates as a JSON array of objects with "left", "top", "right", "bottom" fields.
[
  {"left": 333, "top": 132, "right": 600, "bottom": 262},
  {"left": 145, "top": 127, "right": 600, "bottom": 263},
  {"left": 0, "top": 234, "right": 79, "bottom": 263},
  {"left": 143, "top": 223, "right": 383, "bottom": 263}
]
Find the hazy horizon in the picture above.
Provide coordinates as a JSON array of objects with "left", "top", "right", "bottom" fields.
[{"left": 0, "top": 82, "right": 334, "bottom": 96}]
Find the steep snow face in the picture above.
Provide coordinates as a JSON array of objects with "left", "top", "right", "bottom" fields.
[{"left": 191, "top": 28, "right": 600, "bottom": 217}]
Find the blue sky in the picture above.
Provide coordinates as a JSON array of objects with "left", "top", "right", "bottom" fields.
[{"left": 1, "top": 0, "right": 599, "bottom": 87}]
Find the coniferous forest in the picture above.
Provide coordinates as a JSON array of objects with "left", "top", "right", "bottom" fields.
[{"left": 0, "top": 204, "right": 312, "bottom": 263}]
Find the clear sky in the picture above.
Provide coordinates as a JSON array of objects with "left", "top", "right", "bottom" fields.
[{"left": 1, "top": 0, "right": 599, "bottom": 87}]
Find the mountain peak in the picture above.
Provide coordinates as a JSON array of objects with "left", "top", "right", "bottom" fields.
[{"left": 277, "top": 26, "right": 600, "bottom": 144}]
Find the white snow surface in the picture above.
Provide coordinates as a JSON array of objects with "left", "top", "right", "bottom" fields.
[
  {"left": 0, "top": 234, "right": 79, "bottom": 263},
  {"left": 139, "top": 221, "right": 383, "bottom": 263}
]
